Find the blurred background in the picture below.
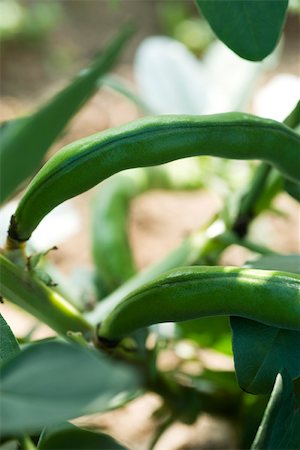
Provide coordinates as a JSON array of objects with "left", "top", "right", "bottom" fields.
[{"left": 1, "top": 1, "right": 300, "bottom": 449}]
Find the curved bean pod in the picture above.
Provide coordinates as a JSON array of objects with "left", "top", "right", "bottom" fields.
[
  {"left": 98, "top": 266, "right": 300, "bottom": 342},
  {"left": 9, "top": 113, "right": 300, "bottom": 242}
]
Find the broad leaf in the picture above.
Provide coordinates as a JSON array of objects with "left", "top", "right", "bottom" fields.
[
  {"left": 0, "top": 25, "right": 132, "bottom": 204},
  {"left": 232, "top": 318, "right": 300, "bottom": 394},
  {"left": 0, "top": 313, "right": 20, "bottom": 362},
  {"left": 38, "top": 422, "right": 126, "bottom": 449},
  {"left": 251, "top": 371, "right": 300, "bottom": 449},
  {"left": 0, "top": 341, "right": 141, "bottom": 434},
  {"left": 195, "top": 0, "right": 288, "bottom": 61}
]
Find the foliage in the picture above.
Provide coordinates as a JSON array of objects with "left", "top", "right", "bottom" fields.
[{"left": 0, "top": 2, "right": 299, "bottom": 449}]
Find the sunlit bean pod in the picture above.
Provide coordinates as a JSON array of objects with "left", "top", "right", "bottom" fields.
[
  {"left": 8, "top": 113, "right": 300, "bottom": 244},
  {"left": 97, "top": 266, "right": 300, "bottom": 343}
]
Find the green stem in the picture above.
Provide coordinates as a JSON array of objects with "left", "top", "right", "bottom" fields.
[
  {"left": 233, "top": 163, "right": 272, "bottom": 237},
  {"left": 148, "top": 414, "right": 175, "bottom": 450},
  {"left": 20, "top": 436, "right": 37, "bottom": 450},
  {"left": 241, "top": 163, "right": 272, "bottom": 218},
  {"left": 87, "top": 225, "right": 210, "bottom": 323},
  {"left": 0, "top": 253, "right": 92, "bottom": 338},
  {"left": 233, "top": 101, "right": 300, "bottom": 238},
  {"left": 218, "top": 231, "right": 278, "bottom": 256},
  {"left": 87, "top": 218, "right": 276, "bottom": 325}
]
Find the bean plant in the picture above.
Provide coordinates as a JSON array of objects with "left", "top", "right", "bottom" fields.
[{"left": 1, "top": 1, "right": 300, "bottom": 449}]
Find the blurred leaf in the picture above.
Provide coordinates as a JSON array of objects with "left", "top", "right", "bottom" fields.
[
  {"left": 0, "top": 0, "right": 25, "bottom": 41},
  {"left": 101, "top": 75, "right": 152, "bottom": 114},
  {"left": 0, "top": 116, "right": 28, "bottom": 140},
  {"left": 177, "top": 316, "right": 232, "bottom": 355},
  {"left": 0, "top": 313, "right": 20, "bottom": 362},
  {"left": 174, "top": 18, "right": 213, "bottom": 55},
  {"left": 195, "top": 0, "right": 288, "bottom": 61},
  {"left": 0, "top": 340, "right": 141, "bottom": 434},
  {"left": 22, "top": 2, "right": 62, "bottom": 40},
  {"left": 251, "top": 371, "right": 300, "bottom": 449},
  {"left": 0, "top": 441, "right": 19, "bottom": 450},
  {"left": 190, "top": 369, "right": 238, "bottom": 395},
  {"left": 284, "top": 178, "right": 300, "bottom": 203},
  {"left": 231, "top": 318, "right": 300, "bottom": 394},
  {"left": 134, "top": 36, "right": 209, "bottom": 115},
  {"left": 0, "top": 25, "right": 133, "bottom": 204},
  {"left": 38, "top": 422, "right": 126, "bottom": 449},
  {"left": 134, "top": 35, "right": 267, "bottom": 117},
  {"left": 156, "top": 1, "right": 190, "bottom": 36},
  {"left": 245, "top": 254, "right": 300, "bottom": 274}
]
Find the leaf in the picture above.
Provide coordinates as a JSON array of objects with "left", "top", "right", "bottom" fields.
[
  {"left": 0, "top": 340, "right": 141, "bottom": 435},
  {"left": 0, "top": 313, "right": 20, "bottom": 362},
  {"left": 245, "top": 254, "right": 300, "bottom": 274},
  {"left": 0, "top": 441, "right": 19, "bottom": 450},
  {"left": 231, "top": 318, "right": 300, "bottom": 394},
  {"left": 251, "top": 371, "right": 300, "bottom": 449},
  {"left": 134, "top": 36, "right": 209, "bottom": 114},
  {"left": 284, "top": 178, "right": 300, "bottom": 203},
  {"left": 38, "top": 422, "right": 126, "bottom": 450},
  {"left": 195, "top": 0, "right": 288, "bottom": 61},
  {"left": 101, "top": 75, "right": 152, "bottom": 114},
  {"left": 0, "top": 25, "right": 132, "bottom": 204},
  {"left": 177, "top": 316, "right": 232, "bottom": 355}
]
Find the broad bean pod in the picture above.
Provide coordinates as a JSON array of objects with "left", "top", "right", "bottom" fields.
[
  {"left": 97, "top": 266, "right": 300, "bottom": 343},
  {"left": 8, "top": 113, "right": 300, "bottom": 243}
]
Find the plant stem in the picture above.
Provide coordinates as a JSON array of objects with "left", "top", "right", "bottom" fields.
[
  {"left": 20, "top": 436, "right": 37, "bottom": 450},
  {"left": 87, "top": 220, "right": 224, "bottom": 324},
  {"left": 218, "top": 231, "right": 278, "bottom": 255},
  {"left": 0, "top": 253, "right": 92, "bottom": 338},
  {"left": 87, "top": 218, "right": 276, "bottom": 325},
  {"left": 233, "top": 162, "right": 272, "bottom": 238},
  {"left": 233, "top": 101, "right": 300, "bottom": 238},
  {"left": 148, "top": 414, "right": 176, "bottom": 450}
]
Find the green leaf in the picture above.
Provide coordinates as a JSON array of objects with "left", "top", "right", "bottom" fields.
[
  {"left": 0, "top": 313, "right": 20, "bottom": 362},
  {"left": 177, "top": 316, "right": 232, "bottom": 355},
  {"left": 245, "top": 254, "right": 300, "bottom": 274},
  {"left": 284, "top": 178, "right": 300, "bottom": 203},
  {"left": 101, "top": 75, "right": 152, "bottom": 114},
  {"left": 251, "top": 371, "right": 300, "bottom": 449},
  {"left": 38, "top": 422, "right": 126, "bottom": 449},
  {"left": 0, "top": 341, "right": 141, "bottom": 434},
  {"left": 231, "top": 318, "right": 300, "bottom": 394},
  {"left": 0, "top": 441, "right": 19, "bottom": 450},
  {"left": 0, "top": 25, "right": 133, "bottom": 204},
  {"left": 195, "top": 0, "right": 288, "bottom": 61}
]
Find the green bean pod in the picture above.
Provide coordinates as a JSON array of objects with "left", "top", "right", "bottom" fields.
[
  {"left": 97, "top": 266, "right": 300, "bottom": 343},
  {"left": 9, "top": 113, "right": 300, "bottom": 243}
]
